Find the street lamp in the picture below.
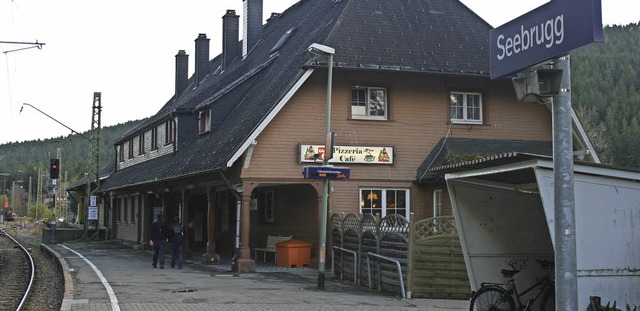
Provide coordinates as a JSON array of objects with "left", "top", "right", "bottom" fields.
[{"left": 308, "top": 42, "right": 334, "bottom": 289}]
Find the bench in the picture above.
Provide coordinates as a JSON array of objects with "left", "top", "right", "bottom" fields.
[{"left": 253, "top": 235, "right": 292, "bottom": 263}]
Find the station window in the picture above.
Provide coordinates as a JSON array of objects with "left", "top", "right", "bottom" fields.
[
  {"left": 360, "top": 188, "right": 409, "bottom": 220},
  {"left": 264, "top": 190, "right": 275, "bottom": 223},
  {"left": 130, "top": 196, "right": 136, "bottom": 223},
  {"left": 351, "top": 86, "right": 388, "bottom": 120},
  {"left": 199, "top": 110, "right": 211, "bottom": 134},
  {"left": 118, "top": 144, "right": 124, "bottom": 162},
  {"left": 450, "top": 91, "right": 482, "bottom": 124},
  {"left": 165, "top": 120, "right": 175, "bottom": 145},
  {"left": 151, "top": 127, "right": 158, "bottom": 150},
  {"left": 123, "top": 197, "right": 128, "bottom": 223},
  {"left": 138, "top": 134, "right": 145, "bottom": 155},
  {"left": 128, "top": 140, "right": 134, "bottom": 159},
  {"left": 433, "top": 189, "right": 443, "bottom": 217}
]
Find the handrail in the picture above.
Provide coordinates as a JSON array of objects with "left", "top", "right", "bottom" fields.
[
  {"left": 331, "top": 246, "right": 358, "bottom": 284},
  {"left": 365, "top": 252, "right": 406, "bottom": 299}
]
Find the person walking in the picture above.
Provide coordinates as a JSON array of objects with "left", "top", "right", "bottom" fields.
[
  {"left": 150, "top": 213, "right": 169, "bottom": 269},
  {"left": 170, "top": 216, "right": 185, "bottom": 269}
]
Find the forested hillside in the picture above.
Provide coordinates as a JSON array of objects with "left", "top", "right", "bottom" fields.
[
  {"left": 572, "top": 23, "right": 640, "bottom": 168},
  {"left": 0, "top": 120, "right": 142, "bottom": 184}
]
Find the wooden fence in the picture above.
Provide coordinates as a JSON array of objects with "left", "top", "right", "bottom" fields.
[{"left": 330, "top": 213, "right": 470, "bottom": 299}]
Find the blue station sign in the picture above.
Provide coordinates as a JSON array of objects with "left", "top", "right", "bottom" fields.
[
  {"left": 303, "top": 165, "right": 350, "bottom": 180},
  {"left": 490, "top": 0, "right": 603, "bottom": 79}
]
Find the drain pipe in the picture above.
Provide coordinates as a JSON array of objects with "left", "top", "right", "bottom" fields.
[{"left": 219, "top": 172, "right": 242, "bottom": 271}]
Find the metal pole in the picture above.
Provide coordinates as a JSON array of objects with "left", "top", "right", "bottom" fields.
[
  {"left": 318, "top": 53, "right": 333, "bottom": 289},
  {"left": 28, "top": 176, "right": 32, "bottom": 215},
  {"left": 553, "top": 55, "right": 577, "bottom": 310},
  {"left": 51, "top": 182, "right": 57, "bottom": 244},
  {"left": 11, "top": 181, "right": 15, "bottom": 215}
]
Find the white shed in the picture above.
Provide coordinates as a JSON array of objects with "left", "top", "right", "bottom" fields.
[{"left": 445, "top": 153, "right": 639, "bottom": 310}]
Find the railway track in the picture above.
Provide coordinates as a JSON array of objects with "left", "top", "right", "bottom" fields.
[{"left": 0, "top": 228, "right": 35, "bottom": 311}]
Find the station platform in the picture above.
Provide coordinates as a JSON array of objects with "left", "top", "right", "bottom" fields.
[{"left": 47, "top": 240, "right": 468, "bottom": 311}]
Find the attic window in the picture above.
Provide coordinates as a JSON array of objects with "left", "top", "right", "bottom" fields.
[
  {"left": 199, "top": 109, "right": 211, "bottom": 134},
  {"left": 269, "top": 27, "right": 296, "bottom": 55}
]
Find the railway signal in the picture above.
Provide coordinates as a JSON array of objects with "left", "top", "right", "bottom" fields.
[{"left": 50, "top": 158, "right": 60, "bottom": 179}]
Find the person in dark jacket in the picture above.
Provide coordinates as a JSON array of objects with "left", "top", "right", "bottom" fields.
[
  {"left": 150, "top": 213, "right": 169, "bottom": 269},
  {"left": 170, "top": 216, "right": 185, "bottom": 269}
]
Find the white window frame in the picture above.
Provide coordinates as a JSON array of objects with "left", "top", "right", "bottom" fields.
[
  {"left": 450, "top": 91, "right": 482, "bottom": 124},
  {"left": 433, "top": 189, "right": 443, "bottom": 217},
  {"left": 199, "top": 110, "right": 211, "bottom": 134},
  {"left": 351, "top": 86, "right": 388, "bottom": 120},
  {"left": 359, "top": 188, "right": 410, "bottom": 220}
]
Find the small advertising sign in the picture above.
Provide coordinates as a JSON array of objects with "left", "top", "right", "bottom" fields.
[
  {"left": 300, "top": 145, "right": 393, "bottom": 164},
  {"left": 88, "top": 206, "right": 98, "bottom": 220}
]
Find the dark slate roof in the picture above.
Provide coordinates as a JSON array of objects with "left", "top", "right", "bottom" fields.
[
  {"left": 68, "top": 157, "right": 117, "bottom": 192},
  {"left": 325, "top": 0, "right": 492, "bottom": 75},
  {"left": 101, "top": 0, "right": 495, "bottom": 192},
  {"left": 415, "top": 138, "right": 553, "bottom": 183}
]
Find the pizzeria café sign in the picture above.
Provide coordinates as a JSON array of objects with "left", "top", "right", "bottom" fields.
[{"left": 300, "top": 145, "right": 393, "bottom": 164}]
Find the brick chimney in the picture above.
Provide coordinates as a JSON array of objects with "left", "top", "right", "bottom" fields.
[
  {"left": 194, "top": 33, "right": 210, "bottom": 85},
  {"left": 222, "top": 9, "right": 240, "bottom": 69},
  {"left": 242, "top": 0, "right": 263, "bottom": 57},
  {"left": 175, "top": 50, "right": 189, "bottom": 98}
]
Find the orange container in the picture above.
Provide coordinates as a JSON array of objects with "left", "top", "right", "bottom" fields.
[{"left": 275, "top": 240, "right": 312, "bottom": 268}]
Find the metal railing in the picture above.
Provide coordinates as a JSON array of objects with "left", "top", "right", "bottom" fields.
[
  {"left": 365, "top": 252, "right": 406, "bottom": 299},
  {"left": 331, "top": 246, "right": 358, "bottom": 284}
]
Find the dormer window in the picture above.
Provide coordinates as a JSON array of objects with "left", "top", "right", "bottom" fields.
[
  {"left": 128, "top": 140, "right": 134, "bottom": 159},
  {"left": 151, "top": 127, "right": 158, "bottom": 150},
  {"left": 138, "top": 133, "right": 145, "bottom": 155},
  {"left": 165, "top": 120, "right": 175, "bottom": 145},
  {"left": 199, "top": 110, "right": 211, "bottom": 134},
  {"left": 118, "top": 144, "right": 124, "bottom": 162}
]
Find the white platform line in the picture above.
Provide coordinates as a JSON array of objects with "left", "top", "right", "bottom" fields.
[{"left": 61, "top": 245, "right": 120, "bottom": 311}]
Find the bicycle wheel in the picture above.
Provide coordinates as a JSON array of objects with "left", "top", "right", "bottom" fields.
[
  {"left": 469, "top": 286, "right": 516, "bottom": 311},
  {"left": 540, "top": 287, "right": 555, "bottom": 311}
]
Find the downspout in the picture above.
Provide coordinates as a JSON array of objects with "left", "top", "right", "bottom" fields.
[{"left": 219, "top": 171, "right": 242, "bottom": 271}]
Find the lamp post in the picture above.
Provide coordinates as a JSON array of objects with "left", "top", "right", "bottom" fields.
[{"left": 308, "top": 43, "right": 334, "bottom": 289}]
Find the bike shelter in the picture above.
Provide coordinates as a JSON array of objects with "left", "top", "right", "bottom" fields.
[{"left": 445, "top": 154, "right": 639, "bottom": 310}]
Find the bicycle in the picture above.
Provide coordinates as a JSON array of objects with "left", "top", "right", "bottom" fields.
[{"left": 469, "top": 259, "right": 555, "bottom": 311}]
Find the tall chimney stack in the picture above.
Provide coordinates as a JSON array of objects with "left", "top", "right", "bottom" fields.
[
  {"left": 175, "top": 50, "right": 189, "bottom": 98},
  {"left": 194, "top": 33, "right": 210, "bottom": 85},
  {"left": 242, "top": 0, "right": 263, "bottom": 57},
  {"left": 222, "top": 10, "right": 240, "bottom": 69}
]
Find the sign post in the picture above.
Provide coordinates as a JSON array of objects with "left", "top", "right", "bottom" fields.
[{"left": 490, "top": 1, "right": 602, "bottom": 309}]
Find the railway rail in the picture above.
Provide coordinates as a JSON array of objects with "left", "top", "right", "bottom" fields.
[{"left": 0, "top": 228, "right": 36, "bottom": 311}]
